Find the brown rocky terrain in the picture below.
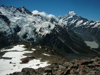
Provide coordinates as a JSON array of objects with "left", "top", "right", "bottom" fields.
[{"left": 9, "top": 57, "right": 100, "bottom": 75}]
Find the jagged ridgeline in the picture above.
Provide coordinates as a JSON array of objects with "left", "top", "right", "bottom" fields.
[{"left": 0, "top": 5, "right": 100, "bottom": 56}]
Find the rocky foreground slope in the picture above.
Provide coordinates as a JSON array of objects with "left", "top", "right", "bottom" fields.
[
  {"left": 0, "top": 42, "right": 68, "bottom": 75},
  {"left": 0, "top": 42, "right": 100, "bottom": 75},
  {"left": 9, "top": 57, "right": 100, "bottom": 75}
]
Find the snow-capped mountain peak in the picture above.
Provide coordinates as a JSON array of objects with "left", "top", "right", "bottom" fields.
[
  {"left": 0, "top": 6, "right": 60, "bottom": 43},
  {"left": 58, "top": 10, "right": 100, "bottom": 46},
  {"left": 0, "top": 5, "right": 32, "bottom": 16},
  {"left": 58, "top": 11, "right": 77, "bottom": 23}
]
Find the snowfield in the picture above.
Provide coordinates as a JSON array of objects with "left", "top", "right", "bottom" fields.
[
  {"left": 0, "top": 45, "right": 50, "bottom": 75},
  {"left": 1, "top": 45, "right": 26, "bottom": 52}
]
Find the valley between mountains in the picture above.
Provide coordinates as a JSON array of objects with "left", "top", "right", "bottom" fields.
[{"left": 0, "top": 5, "right": 100, "bottom": 75}]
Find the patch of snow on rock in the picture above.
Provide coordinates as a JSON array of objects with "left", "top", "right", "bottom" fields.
[
  {"left": 75, "top": 20, "right": 83, "bottom": 27},
  {"left": 42, "top": 53, "right": 50, "bottom": 56},
  {"left": 31, "top": 48, "right": 36, "bottom": 51}
]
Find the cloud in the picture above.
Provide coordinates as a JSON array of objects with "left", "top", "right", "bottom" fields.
[
  {"left": 32, "top": 10, "right": 56, "bottom": 19},
  {"left": 32, "top": 10, "right": 39, "bottom": 14}
]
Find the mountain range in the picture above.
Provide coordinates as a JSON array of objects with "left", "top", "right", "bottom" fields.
[
  {"left": 0, "top": 5, "right": 100, "bottom": 56},
  {"left": 59, "top": 11, "right": 100, "bottom": 45}
]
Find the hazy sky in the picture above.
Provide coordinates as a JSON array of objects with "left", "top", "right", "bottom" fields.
[{"left": 0, "top": 0, "right": 100, "bottom": 21}]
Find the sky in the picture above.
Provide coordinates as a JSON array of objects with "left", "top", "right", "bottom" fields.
[{"left": 0, "top": 0, "right": 100, "bottom": 21}]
